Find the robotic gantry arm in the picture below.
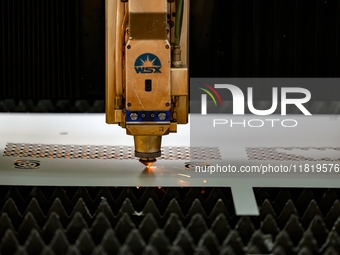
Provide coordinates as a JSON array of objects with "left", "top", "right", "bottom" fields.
[{"left": 106, "top": 0, "right": 189, "bottom": 166}]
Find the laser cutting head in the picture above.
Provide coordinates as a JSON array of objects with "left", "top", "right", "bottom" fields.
[{"left": 105, "top": 0, "right": 189, "bottom": 166}]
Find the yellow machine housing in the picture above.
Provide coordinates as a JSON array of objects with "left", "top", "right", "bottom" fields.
[{"left": 106, "top": 0, "right": 189, "bottom": 165}]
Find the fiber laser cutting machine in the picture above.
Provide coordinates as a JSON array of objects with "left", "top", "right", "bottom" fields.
[{"left": 105, "top": 0, "right": 189, "bottom": 167}]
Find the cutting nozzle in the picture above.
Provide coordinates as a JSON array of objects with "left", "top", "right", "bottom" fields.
[
  {"left": 139, "top": 158, "right": 157, "bottom": 167},
  {"left": 134, "top": 135, "right": 161, "bottom": 167}
]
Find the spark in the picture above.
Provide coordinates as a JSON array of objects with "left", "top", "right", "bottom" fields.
[{"left": 178, "top": 173, "right": 191, "bottom": 178}]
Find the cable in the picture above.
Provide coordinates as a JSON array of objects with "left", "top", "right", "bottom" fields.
[{"left": 174, "top": 0, "right": 183, "bottom": 46}]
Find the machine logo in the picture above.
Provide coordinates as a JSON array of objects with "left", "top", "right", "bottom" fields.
[
  {"left": 14, "top": 159, "right": 40, "bottom": 169},
  {"left": 134, "top": 53, "right": 162, "bottom": 74}
]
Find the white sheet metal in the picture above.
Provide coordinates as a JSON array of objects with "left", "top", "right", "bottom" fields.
[{"left": 1, "top": 113, "right": 339, "bottom": 215}]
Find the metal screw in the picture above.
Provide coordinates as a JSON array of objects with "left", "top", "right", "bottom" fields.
[
  {"left": 127, "top": 102, "right": 131, "bottom": 107},
  {"left": 166, "top": 102, "right": 170, "bottom": 107},
  {"left": 127, "top": 45, "right": 131, "bottom": 49},
  {"left": 165, "top": 45, "right": 170, "bottom": 49},
  {"left": 141, "top": 114, "right": 145, "bottom": 118},
  {"left": 168, "top": 21, "right": 174, "bottom": 29},
  {"left": 130, "top": 113, "right": 138, "bottom": 120},
  {"left": 151, "top": 114, "right": 155, "bottom": 117},
  {"left": 158, "top": 113, "right": 167, "bottom": 121}
]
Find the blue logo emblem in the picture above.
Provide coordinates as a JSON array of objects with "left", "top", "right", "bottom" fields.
[{"left": 134, "top": 53, "right": 162, "bottom": 74}]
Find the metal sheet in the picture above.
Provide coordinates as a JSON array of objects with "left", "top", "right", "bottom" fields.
[{"left": 1, "top": 113, "right": 340, "bottom": 215}]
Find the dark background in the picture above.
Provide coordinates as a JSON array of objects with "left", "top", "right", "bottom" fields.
[{"left": 0, "top": 0, "right": 340, "bottom": 112}]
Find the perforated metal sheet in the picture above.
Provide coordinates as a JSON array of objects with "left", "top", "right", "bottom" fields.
[
  {"left": 3, "top": 143, "right": 221, "bottom": 160},
  {"left": 1, "top": 113, "right": 340, "bottom": 216},
  {"left": 246, "top": 147, "right": 340, "bottom": 162}
]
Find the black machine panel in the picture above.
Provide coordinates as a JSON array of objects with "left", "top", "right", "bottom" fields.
[{"left": 1, "top": 0, "right": 340, "bottom": 101}]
